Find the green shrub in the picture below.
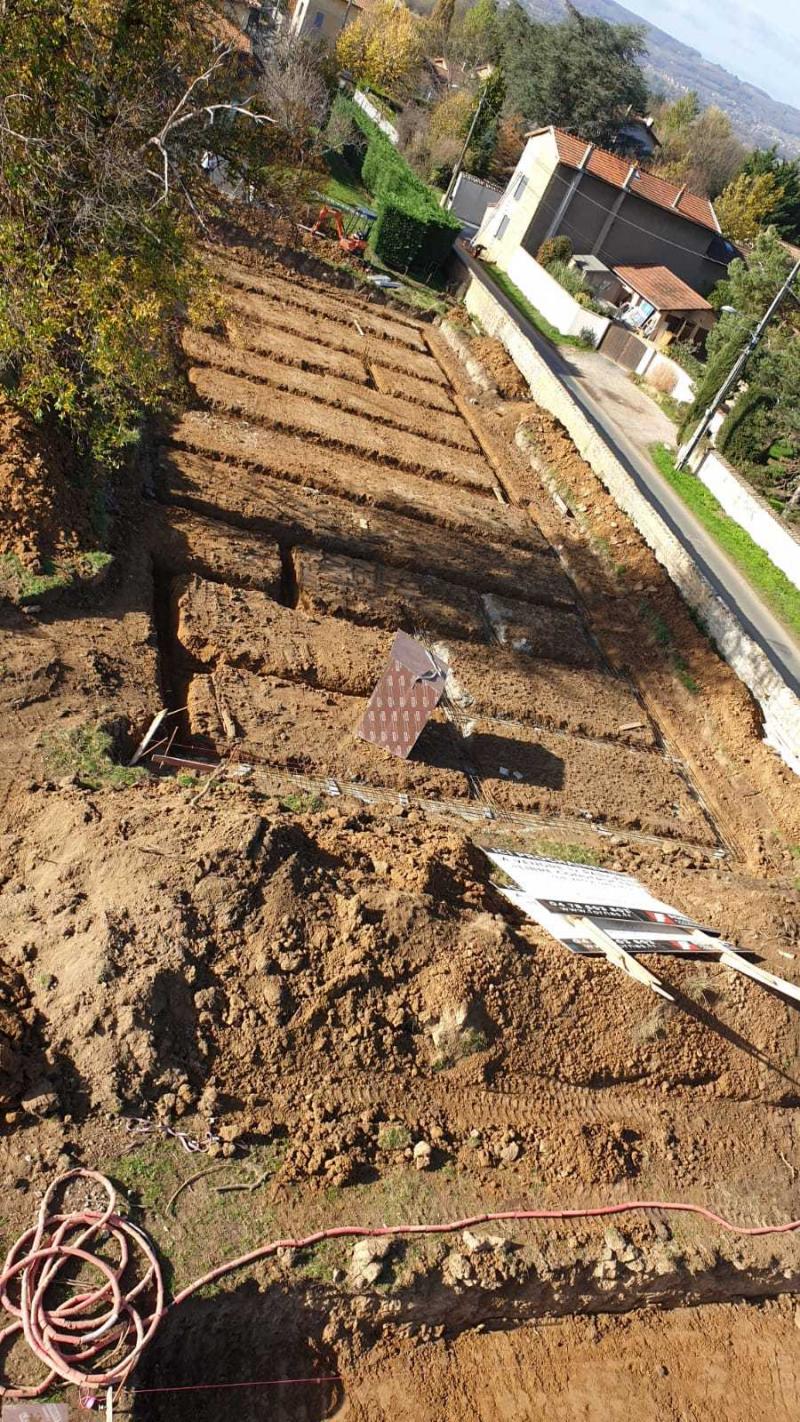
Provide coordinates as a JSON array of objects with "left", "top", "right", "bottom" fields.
[
  {"left": 336, "top": 97, "right": 459, "bottom": 274},
  {"left": 717, "top": 387, "right": 777, "bottom": 466},
  {"left": 546, "top": 258, "right": 587, "bottom": 299},
  {"left": 537, "top": 234, "right": 573, "bottom": 268},
  {"left": 666, "top": 340, "right": 703, "bottom": 380},
  {"left": 370, "top": 195, "right": 460, "bottom": 273}
]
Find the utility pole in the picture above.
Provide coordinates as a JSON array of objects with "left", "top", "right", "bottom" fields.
[
  {"left": 675, "top": 259, "right": 800, "bottom": 469},
  {"left": 440, "top": 87, "right": 486, "bottom": 210}
]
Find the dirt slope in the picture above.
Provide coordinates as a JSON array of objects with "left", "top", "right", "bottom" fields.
[{"left": 1, "top": 243, "right": 799, "bottom": 1415}]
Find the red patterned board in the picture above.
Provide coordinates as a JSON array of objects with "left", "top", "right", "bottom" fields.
[{"left": 355, "top": 632, "right": 448, "bottom": 759}]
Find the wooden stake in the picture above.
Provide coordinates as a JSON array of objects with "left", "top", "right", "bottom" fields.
[
  {"left": 686, "top": 928, "right": 800, "bottom": 1004},
  {"left": 106, "top": 1385, "right": 113, "bottom": 1420},
  {"left": 719, "top": 948, "right": 800, "bottom": 1003},
  {"left": 566, "top": 916, "right": 674, "bottom": 1001},
  {"left": 129, "top": 708, "right": 168, "bottom": 765}
]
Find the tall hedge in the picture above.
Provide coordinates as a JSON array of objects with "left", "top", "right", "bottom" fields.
[
  {"left": 330, "top": 96, "right": 460, "bottom": 275},
  {"left": 717, "top": 387, "right": 777, "bottom": 467}
]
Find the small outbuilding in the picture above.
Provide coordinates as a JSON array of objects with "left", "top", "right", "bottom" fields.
[{"left": 612, "top": 264, "right": 716, "bottom": 350}]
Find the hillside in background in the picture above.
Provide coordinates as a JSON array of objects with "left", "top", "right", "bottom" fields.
[{"left": 520, "top": 0, "right": 800, "bottom": 156}]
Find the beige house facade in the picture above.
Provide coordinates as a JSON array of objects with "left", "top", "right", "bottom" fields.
[
  {"left": 475, "top": 127, "right": 736, "bottom": 300},
  {"left": 289, "top": 0, "right": 354, "bottom": 47}
]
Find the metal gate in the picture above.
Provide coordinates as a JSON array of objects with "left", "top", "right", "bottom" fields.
[{"left": 599, "top": 322, "right": 648, "bottom": 371}]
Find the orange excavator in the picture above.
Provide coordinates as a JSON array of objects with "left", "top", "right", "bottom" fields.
[{"left": 309, "top": 201, "right": 376, "bottom": 257}]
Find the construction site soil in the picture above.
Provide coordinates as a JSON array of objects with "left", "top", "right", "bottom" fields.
[{"left": 1, "top": 240, "right": 799, "bottom": 1416}]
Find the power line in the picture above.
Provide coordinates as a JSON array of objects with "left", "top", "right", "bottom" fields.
[{"left": 675, "top": 258, "right": 800, "bottom": 468}]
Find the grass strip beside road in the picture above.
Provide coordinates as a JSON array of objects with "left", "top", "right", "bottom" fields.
[
  {"left": 650, "top": 443, "right": 800, "bottom": 641},
  {"left": 477, "top": 261, "right": 593, "bottom": 350}
]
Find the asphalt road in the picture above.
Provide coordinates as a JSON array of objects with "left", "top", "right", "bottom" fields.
[{"left": 458, "top": 247, "right": 800, "bottom": 697}]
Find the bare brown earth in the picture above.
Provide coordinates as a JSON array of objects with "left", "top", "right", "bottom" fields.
[
  {"left": 0, "top": 397, "right": 87, "bottom": 569},
  {"left": 1, "top": 243, "right": 800, "bottom": 1415}
]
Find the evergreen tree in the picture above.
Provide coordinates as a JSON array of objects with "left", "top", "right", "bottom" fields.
[
  {"left": 497, "top": 1, "right": 648, "bottom": 149},
  {"left": 743, "top": 148, "right": 800, "bottom": 242}
]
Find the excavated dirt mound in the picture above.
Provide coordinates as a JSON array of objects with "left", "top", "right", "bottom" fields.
[{"left": 471, "top": 334, "right": 529, "bottom": 399}]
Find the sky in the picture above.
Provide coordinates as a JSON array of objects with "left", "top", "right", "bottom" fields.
[{"left": 624, "top": 0, "right": 800, "bottom": 109}]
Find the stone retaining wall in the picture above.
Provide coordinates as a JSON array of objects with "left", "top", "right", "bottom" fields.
[{"left": 446, "top": 272, "right": 800, "bottom": 773}]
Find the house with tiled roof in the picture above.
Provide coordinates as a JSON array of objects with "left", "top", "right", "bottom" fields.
[{"left": 474, "top": 126, "right": 739, "bottom": 300}]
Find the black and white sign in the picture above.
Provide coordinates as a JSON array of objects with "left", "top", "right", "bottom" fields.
[{"left": 486, "top": 852, "right": 735, "bottom": 957}]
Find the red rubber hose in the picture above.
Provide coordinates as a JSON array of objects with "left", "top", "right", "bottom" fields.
[{"left": 2, "top": 1170, "right": 799, "bottom": 1399}]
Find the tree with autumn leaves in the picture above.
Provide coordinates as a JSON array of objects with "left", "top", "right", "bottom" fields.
[
  {"left": 336, "top": 0, "right": 426, "bottom": 100},
  {"left": 0, "top": 0, "right": 324, "bottom": 468}
]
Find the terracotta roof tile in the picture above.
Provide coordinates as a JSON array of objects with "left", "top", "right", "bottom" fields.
[
  {"left": 526, "top": 127, "right": 719, "bottom": 234},
  {"left": 613, "top": 264, "right": 713, "bottom": 311}
]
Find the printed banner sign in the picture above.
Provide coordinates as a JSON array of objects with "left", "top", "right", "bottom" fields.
[
  {"left": 486, "top": 852, "right": 736, "bottom": 957},
  {"left": 355, "top": 632, "right": 447, "bottom": 760}
]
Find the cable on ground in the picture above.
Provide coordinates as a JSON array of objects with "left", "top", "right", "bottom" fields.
[{"left": 2, "top": 1169, "right": 799, "bottom": 1399}]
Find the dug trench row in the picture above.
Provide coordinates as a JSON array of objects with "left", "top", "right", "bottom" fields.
[
  {"left": 164, "top": 410, "right": 536, "bottom": 548},
  {"left": 221, "top": 285, "right": 448, "bottom": 383},
  {"left": 223, "top": 310, "right": 460, "bottom": 412},
  {"left": 160, "top": 567, "right": 718, "bottom": 845},
  {"left": 187, "top": 366, "right": 497, "bottom": 493},
  {"left": 167, "top": 570, "right": 655, "bottom": 745},
  {"left": 182, "top": 329, "right": 478, "bottom": 451},
  {"left": 203, "top": 251, "right": 431, "bottom": 340},
  {"left": 157, "top": 448, "right": 563, "bottom": 603}
]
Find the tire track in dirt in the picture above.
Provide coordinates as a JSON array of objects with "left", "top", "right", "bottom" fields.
[{"left": 302, "top": 1066, "right": 800, "bottom": 1129}]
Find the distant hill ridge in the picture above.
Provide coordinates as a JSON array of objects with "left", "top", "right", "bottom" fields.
[{"left": 518, "top": 0, "right": 800, "bottom": 157}]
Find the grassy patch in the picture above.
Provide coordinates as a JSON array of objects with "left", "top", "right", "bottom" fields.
[
  {"left": 42, "top": 723, "right": 146, "bottom": 789},
  {"left": 639, "top": 595, "right": 701, "bottom": 695},
  {"left": 530, "top": 839, "right": 601, "bottom": 866},
  {"left": 631, "top": 1004, "right": 671, "bottom": 1045},
  {"left": 364, "top": 250, "right": 451, "bottom": 315},
  {"left": 106, "top": 1141, "right": 177, "bottom": 1211},
  {"left": 650, "top": 443, "right": 800, "bottom": 642},
  {"left": 0, "top": 549, "right": 112, "bottom": 603},
  {"left": 432, "top": 1026, "right": 488, "bottom": 1073},
  {"left": 477, "top": 262, "right": 593, "bottom": 349},
  {"left": 377, "top": 1124, "right": 411, "bottom": 1152},
  {"left": 280, "top": 791, "right": 324, "bottom": 814},
  {"left": 321, "top": 150, "right": 372, "bottom": 210},
  {"left": 630, "top": 374, "right": 682, "bottom": 425}
]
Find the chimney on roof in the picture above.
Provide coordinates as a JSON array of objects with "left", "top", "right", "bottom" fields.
[
  {"left": 579, "top": 142, "right": 594, "bottom": 169},
  {"left": 672, "top": 184, "right": 687, "bottom": 209},
  {"left": 623, "top": 164, "right": 638, "bottom": 190}
]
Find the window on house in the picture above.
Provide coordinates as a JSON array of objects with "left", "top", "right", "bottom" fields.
[
  {"left": 513, "top": 175, "right": 527, "bottom": 201},
  {"left": 312, "top": 9, "right": 324, "bottom": 26},
  {"left": 495, "top": 214, "right": 510, "bottom": 238},
  {"left": 707, "top": 234, "right": 738, "bottom": 262}
]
